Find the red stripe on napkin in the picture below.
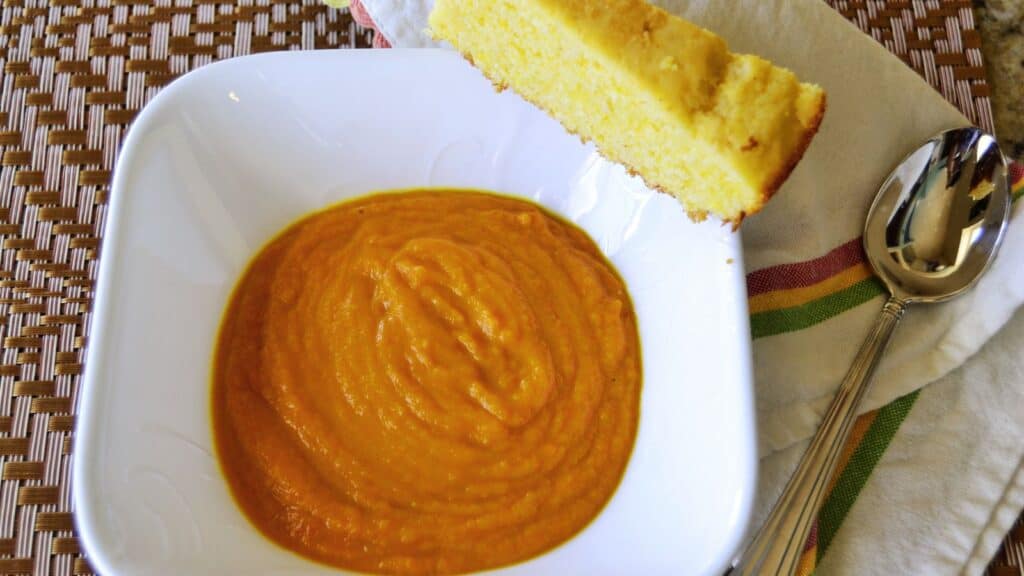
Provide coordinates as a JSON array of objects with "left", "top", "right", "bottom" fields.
[
  {"left": 350, "top": 0, "right": 391, "bottom": 48},
  {"left": 746, "top": 238, "right": 865, "bottom": 297}
]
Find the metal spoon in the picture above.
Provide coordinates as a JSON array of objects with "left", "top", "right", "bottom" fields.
[{"left": 730, "top": 127, "right": 1011, "bottom": 576}]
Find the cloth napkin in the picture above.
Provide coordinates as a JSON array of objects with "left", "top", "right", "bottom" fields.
[{"left": 350, "top": 0, "right": 1024, "bottom": 573}]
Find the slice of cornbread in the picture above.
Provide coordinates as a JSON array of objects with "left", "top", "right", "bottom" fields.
[{"left": 428, "top": 0, "right": 826, "bottom": 224}]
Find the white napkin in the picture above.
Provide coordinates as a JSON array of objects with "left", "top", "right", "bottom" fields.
[{"left": 357, "top": 0, "right": 1024, "bottom": 573}]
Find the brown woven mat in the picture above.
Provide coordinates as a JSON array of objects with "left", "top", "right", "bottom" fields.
[
  {"left": 0, "top": 0, "right": 1016, "bottom": 574},
  {"left": 826, "top": 0, "right": 995, "bottom": 133},
  {"left": 990, "top": 513, "right": 1024, "bottom": 576}
]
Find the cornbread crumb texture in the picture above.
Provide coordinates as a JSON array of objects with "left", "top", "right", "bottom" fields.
[{"left": 429, "top": 0, "right": 826, "bottom": 223}]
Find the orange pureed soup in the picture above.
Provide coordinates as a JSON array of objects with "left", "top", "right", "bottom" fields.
[{"left": 212, "top": 190, "right": 642, "bottom": 575}]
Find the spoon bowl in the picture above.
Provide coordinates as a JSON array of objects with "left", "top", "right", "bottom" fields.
[{"left": 865, "top": 128, "right": 1010, "bottom": 302}]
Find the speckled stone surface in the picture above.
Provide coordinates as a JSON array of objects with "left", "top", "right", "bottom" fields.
[
  {"left": 977, "top": 0, "right": 1024, "bottom": 159},
  {"left": 976, "top": 2, "right": 1024, "bottom": 573}
]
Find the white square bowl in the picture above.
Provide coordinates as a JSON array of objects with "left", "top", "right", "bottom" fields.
[{"left": 74, "top": 49, "right": 756, "bottom": 576}]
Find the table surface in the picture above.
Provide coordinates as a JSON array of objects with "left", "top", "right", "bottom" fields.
[
  {"left": 0, "top": 1, "right": 1020, "bottom": 575},
  {"left": 972, "top": 3, "right": 1024, "bottom": 572},
  {"left": 976, "top": 0, "right": 1024, "bottom": 159}
]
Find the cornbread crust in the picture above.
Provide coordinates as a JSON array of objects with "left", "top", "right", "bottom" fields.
[
  {"left": 707, "top": 93, "right": 827, "bottom": 227},
  {"left": 757, "top": 95, "right": 827, "bottom": 221},
  {"left": 429, "top": 0, "right": 827, "bottom": 225}
]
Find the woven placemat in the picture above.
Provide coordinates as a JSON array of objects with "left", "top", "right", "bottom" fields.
[
  {"left": 0, "top": 0, "right": 1015, "bottom": 575},
  {"left": 826, "top": 0, "right": 995, "bottom": 133}
]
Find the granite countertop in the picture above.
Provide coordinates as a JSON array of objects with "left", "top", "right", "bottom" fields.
[
  {"left": 977, "top": 0, "right": 1023, "bottom": 569},
  {"left": 977, "top": 0, "right": 1023, "bottom": 159}
]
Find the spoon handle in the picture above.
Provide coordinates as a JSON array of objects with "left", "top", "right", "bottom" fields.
[{"left": 730, "top": 296, "right": 908, "bottom": 576}]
